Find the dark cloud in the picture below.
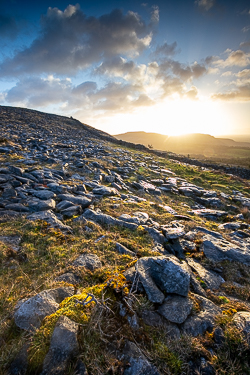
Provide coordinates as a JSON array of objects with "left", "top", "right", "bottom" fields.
[
  {"left": 0, "top": 5, "right": 154, "bottom": 77},
  {"left": 152, "top": 42, "right": 179, "bottom": 58},
  {"left": 240, "top": 40, "right": 250, "bottom": 48},
  {"left": 0, "top": 13, "right": 18, "bottom": 39},
  {"left": 95, "top": 56, "right": 146, "bottom": 83},
  {"left": 158, "top": 60, "right": 207, "bottom": 81}
]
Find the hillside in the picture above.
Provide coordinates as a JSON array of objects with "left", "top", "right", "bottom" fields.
[
  {"left": 0, "top": 106, "right": 250, "bottom": 375},
  {"left": 115, "top": 131, "right": 250, "bottom": 164}
]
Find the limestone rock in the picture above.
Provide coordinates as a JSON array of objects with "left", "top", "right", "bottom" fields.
[
  {"left": 158, "top": 295, "right": 193, "bottom": 324},
  {"left": 118, "top": 341, "right": 160, "bottom": 375},
  {"left": 187, "top": 258, "right": 225, "bottom": 290},
  {"left": 27, "top": 210, "right": 72, "bottom": 233},
  {"left": 73, "top": 253, "right": 102, "bottom": 271},
  {"left": 14, "top": 287, "right": 74, "bottom": 331},
  {"left": 57, "top": 193, "right": 91, "bottom": 208},
  {"left": 136, "top": 256, "right": 190, "bottom": 303},
  {"left": 41, "top": 315, "right": 79, "bottom": 375},
  {"left": 233, "top": 311, "right": 250, "bottom": 342},
  {"left": 182, "top": 294, "right": 221, "bottom": 337}
]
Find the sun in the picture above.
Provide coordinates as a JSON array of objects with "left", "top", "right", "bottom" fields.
[{"left": 92, "top": 98, "right": 234, "bottom": 137}]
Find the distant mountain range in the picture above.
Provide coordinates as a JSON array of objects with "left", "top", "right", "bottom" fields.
[{"left": 114, "top": 132, "right": 250, "bottom": 157}]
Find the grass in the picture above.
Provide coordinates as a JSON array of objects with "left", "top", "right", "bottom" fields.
[{"left": 0, "top": 140, "right": 250, "bottom": 374}]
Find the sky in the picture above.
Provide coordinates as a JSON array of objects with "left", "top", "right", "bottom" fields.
[{"left": 0, "top": 0, "right": 249, "bottom": 137}]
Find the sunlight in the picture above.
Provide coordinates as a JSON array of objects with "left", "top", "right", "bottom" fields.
[{"left": 93, "top": 98, "right": 235, "bottom": 137}]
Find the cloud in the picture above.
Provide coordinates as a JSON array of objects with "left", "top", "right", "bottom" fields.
[
  {"left": 150, "top": 5, "right": 159, "bottom": 23},
  {"left": 240, "top": 40, "right": 250, "bottom": 48},
  {"left": 4, "top": 76, "right": 72, "bottom": 107},
  {"left": 221, "top": 71, "right": 232, "bottom": 77},
  {"left": 0, "top": 13, "right": 18, "bottom": 39},
  {"left": 212, "top": 68, "right": 250, "bottom": 101},
  {"left": 0, "top": 5, "right": 154, "bottom": 77},
  {"left": 159, "top": 60, "right": 207, "bottom": 81},
  {"left": 153, "top": 42, "right": 179, "bottom": 58},
  {"left": 236, "top": 69, "right": 250, "bottom": 78},
  {"left": 213, "top": 49, "right": 250, "bottom": 68},
  {"left": 1, "top": 75, "right": 155, "bottom": 117},
  {"left": 212, "top": 84, "right": 250, "bottom": 101},
  {"left": 95, "top": 56, "right": 147, "bottom": 83},
  {"left": 185, "top": 86, "right": 199, "bottom": 100},
  {"left": 195, "top": 0, "right": 215, "bottom": 12},
  {"left": 242, "top": 25, "right": 250, "bottom": 33}
]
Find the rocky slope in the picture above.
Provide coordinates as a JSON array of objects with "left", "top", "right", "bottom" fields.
[{"left": 0, "top": 106, "right": 250, "bottom": 375}]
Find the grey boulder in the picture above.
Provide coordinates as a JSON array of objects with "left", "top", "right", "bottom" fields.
[
  {"left": 158, "top": 295, "right": 193, "bottom": 324},
  {"left": 41, "top": 315, "right": 79, "bottom": 375},
  {"left": 14, "top": 287, "right": 74, "bottom": 331},
  {"left": 182, "top": 294, "right": 221, "bottom": 337},
  {"left": 57, "top": 193, "right": 91, "bottom": 208},
  {"left": 136, "top": 256, "right": 190, "bottom": 304}
]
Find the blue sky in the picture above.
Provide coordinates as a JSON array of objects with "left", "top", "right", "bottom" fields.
[{"left": 0, "top": 0, "right": 249, "bottom": 136}]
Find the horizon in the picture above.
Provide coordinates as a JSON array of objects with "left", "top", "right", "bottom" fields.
[{"left": 0, "top": 0, "right": 249, "bottom": 136}]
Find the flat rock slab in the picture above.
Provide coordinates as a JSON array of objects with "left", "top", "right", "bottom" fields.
[
  {"left": 57, "top": 193, "right": 91, "bottom": 208},
  {"left": 4, "top": 203, "right": 29, "bottom": 212},
  {"left": 27, "top": 210, "right": 72, "bottom": 233},
  {"left": 158, "top": 295, "right": 193, "bottom": 324},
  {"left": 27, "top": 198, "right": 56, "bottom": 211},
  {"left": 82, "top": 209, "right": 138, "bottom": 230},
  {"left": 202, "top": 233, "right": 250, "bottom": 264},
  {"left": 92, "top": 186, "right": 119, "bottom": 196},
  {"left": 188, "top": 209, "right": 227, "bottom": 219},
  {"left": 162, "top": 227, "right": 186, "bottom": 240},
  {"left": 33, "top": 190, "right": 56, "bottom": 200},
  {"left": 187, "top": 258, "right": 225, "bottom": 290},
  {"left": 136, "top": 256, "right": 190, "bottom": 304},
  {"left": 73, "top": 253, "right": 102, "bottom": 271},
  {"left": 14, "top": 287, "right": 74, "bottom": 331},
  {"left": 41, "top": 315, "right": 79, "bottom": 375}
]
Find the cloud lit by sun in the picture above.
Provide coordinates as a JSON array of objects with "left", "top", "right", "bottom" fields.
[{"left": 0, "top": 2, "right": 249, "bottom": 136}]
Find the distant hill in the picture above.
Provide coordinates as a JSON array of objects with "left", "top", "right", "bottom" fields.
[{"left": 114, "top": 131, "right": 250, "bottom": 158}]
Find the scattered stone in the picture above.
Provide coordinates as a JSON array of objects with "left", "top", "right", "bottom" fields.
[
  {"left": 57, "top": 193, "right": 92, "bottom": 208},
  {"left": 118, "top": 341, "right": 160, "bottom": 375},
  {"left": 55, "top": 272, "right": 81, "bottom": 285},
  {"left": 182, "top": 294, "right": 221, "bottom": 337},
  {"left": 27, "top": 210, "right": 72, "bottom": 233},
  {"left": 73, "top": 253, "right": 102, "bottom": 271},
  {"left": 115, "top": 243, "right": 136, "bottom": 256},
  {"left": 158, "top": 295, "right": 193, "bottom": 324}
]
